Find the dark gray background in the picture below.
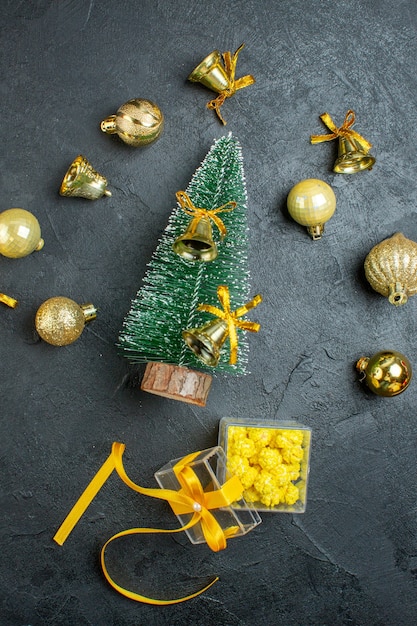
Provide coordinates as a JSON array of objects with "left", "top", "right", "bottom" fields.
[{"left": 1, "top": 1, "right": 417, "bottom": 624}]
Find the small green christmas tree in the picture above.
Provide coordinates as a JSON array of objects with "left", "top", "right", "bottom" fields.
[{"left": 118, "top": 134, "right": 260, "bottom": 405}]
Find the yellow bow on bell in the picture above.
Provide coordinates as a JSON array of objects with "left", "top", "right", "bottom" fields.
[
  {"left": 310, "top": 109, "right": 372, "bottom": 152},
  {"left": 197, "top": 285, "right": 262, "bottom": 365},
  {"left": 176, "top": 190, "right": 236, "bottom": 240},
  {"left": 207, "top": 43, "right": 255, "bottom": 125}
]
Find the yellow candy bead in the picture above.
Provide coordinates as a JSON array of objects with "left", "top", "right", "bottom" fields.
[
  {"left": 0, "top": 208, "right": 44, "bottom": 258},
  {"left": 287, "top": 178, "right": 336, "bottom": 240},
  {"left": 258, "top": 447, "right": 282, "bottom": 471}
]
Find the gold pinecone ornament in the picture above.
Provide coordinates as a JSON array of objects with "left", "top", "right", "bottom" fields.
[{"left": 364, "top": 232, "right": 417, "bottom": 306}]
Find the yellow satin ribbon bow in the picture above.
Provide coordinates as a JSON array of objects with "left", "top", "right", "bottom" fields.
[
  {"left": 310, "top": 110, "right": 372, "bottom": 152},
  {"left": 198, "top": 285, "right": 262, "bottom": 365},
  {"left": 176, "top": 190, "right": 236, "bottom": 240},
  {"left": 0, "top": 293, "right": 18, "bottom": 308},
  {"left": 207, "top": 43, "right": 255, "bottom": 125},
  {"left": 53, "top": 442, "right": 244, "bottom": 605}
]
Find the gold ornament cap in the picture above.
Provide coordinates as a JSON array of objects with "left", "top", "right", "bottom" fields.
[
  {"left": 364, "top": 232, "right": 417, "bottom": 306},
  {"left": 287, "top": 179, "right": 336, "bottom": 240},
  {"left": 356, "top": 350, "right": 412, "bottom": 397},
  {"left": 100, "top": 98, "right": 164, "bottom": 147},
  {"left": 35, "top": 296, "right": 97, "bottom": 346},
  {"left": 0, "top": 208, "right": 44, "bottom": 258}
]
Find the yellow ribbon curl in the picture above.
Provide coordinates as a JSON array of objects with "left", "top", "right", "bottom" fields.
[
  {"left": 197, "top": 285, "right": 262, "bottom": 365},
  {"left": 176, "top": 190, "right": 236, "bottom": 240},
  {"left": 0, "top": 293, "right": 18, "bottom": 308},
  {"left": 310, "top": 110, "right": 372, "bottom": 152},
  {"left": 53, "top": 442, "right": 244, "bottom": 605},
  {"left": 207, "top": 43, "right": 255, "bottom": 125}
]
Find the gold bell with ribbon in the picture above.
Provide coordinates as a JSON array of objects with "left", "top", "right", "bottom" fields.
[
  {"left": 173, "top": 191, "right": 236, "bottom": 262},
  {"left": 310, "top": 110, "right": 375, "bottom": 174},
  {"left": 188, "top": 43, "right": 255, "bottom": 125},
  {"left": 59, "top": 155, "right": 112, "bottom": 200},
  {"left": 183, "top": 285, "right": 262, "bottom": 367},
  {"left": 100, "top": 98, "right": 164, "bottom": 147},
  {"left": 53, "top": 442, "right": 261, "bottom": 605}
]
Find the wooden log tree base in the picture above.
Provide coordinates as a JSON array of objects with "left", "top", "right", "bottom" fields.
[{"left": 140, "top": 362, "right": 213, "bottom": 406}]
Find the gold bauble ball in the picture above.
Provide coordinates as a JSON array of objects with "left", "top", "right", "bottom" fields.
[
  {"left": 356, "top": 350, "right": 412, "bottom": 397},
  {"left": 101, "top": 98, "right": 164, "bottom": 147},
  {"left": 0, "top": 208, "right": 44, "bottom": 258},
  {"left": 35, "top": 297, "right": 97, "bottom": 346},
  {"left": 287, "top": 179, "right": 336, "bottom": 240}
]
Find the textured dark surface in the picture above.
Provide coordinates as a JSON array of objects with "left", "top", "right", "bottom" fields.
[{"left": 1, "top": 1, "right": 417, "bottom": 624}]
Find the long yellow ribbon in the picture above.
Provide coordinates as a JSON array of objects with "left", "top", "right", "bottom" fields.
[
  {"left": 176, "top": 190, "right": 236, "bottom": 240},
  {"left": 207, "top": 43, "right": 255, "bottom": 125},
  {"left": 53, "top": 443, "right": 244, "bottom": 605},
  {"left": 197, "top": 285, "right": 262, "bottom": 365},
  {"left": 0, "top": 293, "right": 18, "bottom": 308},
  {"left": 310, "top": 110, "right": 372, "bottom": 152}
]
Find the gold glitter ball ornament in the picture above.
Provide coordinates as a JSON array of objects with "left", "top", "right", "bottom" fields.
[
  {"left": 287, "top": 179, "right": 336, "bottom": 240},
  {"left": 100, "top": 98, "right": 164, "bottom": 147},
  {"left": 35, "top": 297, "right": 97, "bottom": 346},
  {"left": 356, "top": 350, "right": 412, "bottom": 397},
  {"left": 0, "top": 208, "right": 44, "bottom": 258},
  {"left": 364, "top": 232, "right": 417, "bottom": 306}
]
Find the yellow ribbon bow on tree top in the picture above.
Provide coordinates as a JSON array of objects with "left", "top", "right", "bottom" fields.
[
  {"left": 53, "top": 442, "right": 245, "bottom": 605},
  {"left": 310, "top": 109, "right": 373, "bottom": 152},
  {"left": 176, "top": 190, "right": 236, "bottom": 240},
  {"left": 198, "top": 285, "right": 262, "bottom": 365},
  {"left": 207, "top": 43, "right": 255, "bottom": 125}
]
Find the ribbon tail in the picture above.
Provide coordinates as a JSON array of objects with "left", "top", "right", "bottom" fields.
[
  {"left": 228, "top": 321, "right": 238, "bottom": 365},
  {"left": 0, "top": 293, "right": 18, "bottom": 308},
  {"left": 53, "top": 446, "right": 120, "bottom": 545},
  {"left": 207, "top": 95, "right": 227, "bottom": 125},
  {"left": 234, "top": 294, "right": 262, "bottom": 318},
  {"left": 234, "top": 75, "right": 255, "bottom": 91},
  {"left": 310, "top": 132, "right": 338, "bottom": 144},
  {"left": 101, "top": 516, "right": 219, "bottom": 605},
  {"left": 346, "top": 128, "right": 373, "bottom": 152}
]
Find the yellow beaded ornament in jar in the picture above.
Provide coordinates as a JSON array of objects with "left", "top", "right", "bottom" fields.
[{"left": 0, "top": 208, "right": 44, "bottom": 258}]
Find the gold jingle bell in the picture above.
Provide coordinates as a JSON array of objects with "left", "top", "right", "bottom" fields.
[
  {"left": 173, "top": 217, "right": 217, "bottom": 262},
  {"left": 100, "top": 98, "right": 164, "bottom": 147},
  {"left": 356, "top": 350, "right": 412, "bottom": 397},
  {"left": 333, "top": 136, "right": 375, "bottom": 174},
  {"left": 182, "top": 318, "right": 229, "bottom": 367},
  {"left": 364, "top": 232, "right": 417, "bottom": 306},
  {"left": 188, "top": 50, "right": 230, "bottom": 94},
  {"left": 310, "top": 110, "right": 375, "bottom": 174},
  {"left": 0, "top": 208, "right": 44, "bottom": 258},
  {"left": 287, "top": 179, "right": 336, "bottom": 240},
  {"left": 59, "top": 155, "right": 111, "bottom": 200},
  {"left": 35, "top": 297, "right": 97, "bottom": 346}
]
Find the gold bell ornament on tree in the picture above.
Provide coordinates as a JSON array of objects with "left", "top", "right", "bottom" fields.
[
  {"left": 182, "top": 284, "right": 262, "bottom": 367},
  {"left": 35, "top": 296, "right": 97, "bottom": 346},
  {"left": 172, "top": 191, "right": 236, "bottom": 262},
  {"left": 188, "top": 43, "right": 255, "bottom": 125},
  {"left": 364, "top": 232, "right": 417, "bottom": 306},
  {"left": 356, "top": 350, "right": 412, "bottom": 397},
  {"left": 287, "top": 179, "right": 336, "bottom": 240},
  {"left": 100, "top": 98, "right": 164, "bottom": 146},
  {"left": 0, "top": 208, "right": 44, "bottom": 258},
  {"left": 310, "top": 109, "right": 375, "bottom": 174},
  {"left": 59, "top": 155, "right": 111, "bottom": 200}
]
